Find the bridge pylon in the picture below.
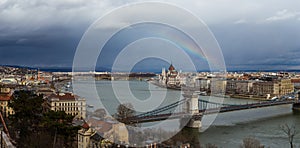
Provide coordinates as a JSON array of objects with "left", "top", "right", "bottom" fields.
[
  {"left": 182, "top": 92, "right": 202, "bottom": 128},
  {"left": 293, "top": 92, "right": 300, "bottom": 111}
]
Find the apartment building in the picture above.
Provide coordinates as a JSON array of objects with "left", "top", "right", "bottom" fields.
[
  {"left": 252, "top": 81, "right": 279, "bottom": 97},
  {"left": 252, "top": 79, "right": 294, "bottom": 97},
  {"left": 46, "top": 93, "right": 86, "bottom": 119},
  {"left": 0, "top": 88, "right": 14, "bottom": 117}
]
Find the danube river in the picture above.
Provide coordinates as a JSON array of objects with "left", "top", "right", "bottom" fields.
[{"left": 73, "top": 80, "right": 300, "bottom": 147}]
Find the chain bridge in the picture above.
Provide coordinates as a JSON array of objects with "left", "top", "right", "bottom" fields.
[{"left": 124, "top": 92, "right": 300, "bottom": 128}]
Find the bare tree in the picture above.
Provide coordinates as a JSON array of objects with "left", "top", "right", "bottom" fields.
[
  {"left": 93, "top": 108, "right": 107, "bottom": 119},
  {"left": 115, "top": 103, "right": 136, "bottom": 124},
  {"left": 280, "top": 124, "right": 298, "bottom": 148},
  {"left": 240, "top": 137, "right": 264, "bottom": 148}
]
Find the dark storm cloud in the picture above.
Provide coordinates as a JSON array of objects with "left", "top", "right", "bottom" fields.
[
  {"left": 2, "top": 2, "right": 133, "bottom": 69},
  {"left": 0, "top": 26, "right": 83, "bottom": 67},
  {"left": 0, "top": 0, "right": 300, "bottom": 70},
  {"left": 211, "top": 19, "right": 300, "bottom": 70},
  {"left": 0, "top": 0, "right": 137, "bottom": 68}
]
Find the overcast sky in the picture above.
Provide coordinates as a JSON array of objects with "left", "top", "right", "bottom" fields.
[{"left": 1, "top": 0, "right": 300, "bottom": 71}]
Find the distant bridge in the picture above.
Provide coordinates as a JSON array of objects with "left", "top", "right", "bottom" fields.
[{"left": 124, "top": 92, "right": 299, "bottom": 127}]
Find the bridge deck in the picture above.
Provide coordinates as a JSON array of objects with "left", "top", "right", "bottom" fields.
[{"left": 202, "top": 100, "right": 295, "bottom": 114}]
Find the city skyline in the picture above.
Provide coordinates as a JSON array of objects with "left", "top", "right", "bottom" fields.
[{"left": 1, "top": 1, "right": 300, "bottom": 146}]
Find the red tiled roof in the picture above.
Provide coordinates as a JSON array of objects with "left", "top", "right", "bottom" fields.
[
  {"left": 0, "top": 95, "right": 11, "bottom": 101},
  {"left": 49, "top": 93, "right": 76, "bottom": 101},
  {"left": 291, "top": 79, "right": 300, "bottom": 83},
  {"left": 82, "top": 122, "right": 90, "bottom": 129},
  {"left": 87, "top": 118, "right": 113, "bottom": 133}
]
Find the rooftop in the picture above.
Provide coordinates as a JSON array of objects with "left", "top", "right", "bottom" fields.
[
  {"left": 48, "top": 93, "right": 83, "bottom": 101},
  {"left": 0, "top": 94, "right": 11, "bottom": 101},
  {"left": 168, "top": 64, "right": 175, "bottom": 71},
  {"left": 86, "top": 117, "right": 114, "bottom": 134}
]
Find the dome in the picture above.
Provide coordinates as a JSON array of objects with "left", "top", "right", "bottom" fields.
[
  {"left": 168, "top": 64, "right": 175, "bottom": 71},
  {"left": 82, "top": 122, "right": 90, "bottom": 129}
]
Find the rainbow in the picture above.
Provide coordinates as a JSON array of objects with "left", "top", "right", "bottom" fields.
[{"left": 99, "top": 22, "right": 211, "bottom": 71}]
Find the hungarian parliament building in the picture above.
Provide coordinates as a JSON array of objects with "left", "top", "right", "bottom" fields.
[{"left": 158, "top": 64, "right": 185, "bottom": 87}]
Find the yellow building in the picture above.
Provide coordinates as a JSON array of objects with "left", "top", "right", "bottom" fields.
[
  {"left": 78, "top": 122, "right": 95, "bottom": 148},
  {"left": 87, "top": 118, "right": 129, "bottom": 145},
  {"left": 253, "top": 81, "right": 279, "bottom": 97},
  {"left": 47, "top": 93, "right": 86, "bottom": 119},
  {"left": 277, "top": 79, "right": 294, "bottom": 96},
  {"left": 0, "top": 88, "right": 14, "bottom": 117},
  {"left": 77, "top": 118, "right": 129, "bottom": 148},
  {"left": 252, "top": 79, "right": 294, "bottom": 98}
]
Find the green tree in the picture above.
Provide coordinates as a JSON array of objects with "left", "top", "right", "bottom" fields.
[
  {"left": 8, "top": 90, "right": 80, "bottom": 147},
  {"left": 42, "top": 110, "right": 80, "bottom": 148},
  {"left": 8, "top": 90, "right": 44, "bottom": 147}
]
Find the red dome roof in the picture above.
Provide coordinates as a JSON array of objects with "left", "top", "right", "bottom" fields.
[
  {"left": 168, "top": 64, "right": 175, "bottom": 71},
  {"left": 82, "top": 122, "right": 90, "bottom": 129}
]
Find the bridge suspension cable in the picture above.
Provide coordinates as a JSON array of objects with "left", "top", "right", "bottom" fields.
[{"left": 135, "top": 99, "right": 187, "bottom": 118}]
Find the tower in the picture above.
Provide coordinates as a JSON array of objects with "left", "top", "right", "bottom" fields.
[
  {"left": 182, "top": 92, "right": 201, "bottom": 128},
  {"left": 161, "top": 67, "right": 166, "bottom": 77}
]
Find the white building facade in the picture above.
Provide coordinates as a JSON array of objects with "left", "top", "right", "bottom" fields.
[{"left": 47, "top": 93, "right": 86, "bottom": 119}]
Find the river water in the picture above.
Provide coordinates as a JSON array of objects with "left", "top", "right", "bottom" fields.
[{"left": 72, "top": 80, "right": 300, "bottom": 147}]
